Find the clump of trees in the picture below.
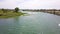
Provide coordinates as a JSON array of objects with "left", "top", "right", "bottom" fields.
[
  {"left": 0, "top": 7, "right": 21, "bottom": 16},
  {"left": 15, "top": 7, "right": 19, "bottom": 13},
  {"left": 0, "top": 7, "right": 20, "bottom": 13},
  {"left": 1, "top": 8, "right": 7, "bottom": 13}
]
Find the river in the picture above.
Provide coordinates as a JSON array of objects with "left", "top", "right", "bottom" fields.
[{"left": 0, "top": 11, "right": 60, "bottom": 34}]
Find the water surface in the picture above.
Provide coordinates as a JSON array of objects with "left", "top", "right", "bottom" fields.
[{"left": 0, "top": 11, "right": 60, "bottom": 34}]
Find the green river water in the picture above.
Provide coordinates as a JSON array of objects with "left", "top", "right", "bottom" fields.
[{"left": 0, "top": 11, "right": 60, "bottom": 34}]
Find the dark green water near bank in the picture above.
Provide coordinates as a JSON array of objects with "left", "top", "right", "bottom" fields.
[{"left": 0, "top": 11, "right": 60, "bottom": 34}]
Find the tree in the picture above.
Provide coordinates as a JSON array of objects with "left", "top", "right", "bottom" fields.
[
  {"left": 1, "top": 8, "right": 7, "bottom": 13},
  {"left": 15, "top": 7, "right": 19, "bottom": 13},
  {"left": 1, "top": 8, "right": 5, "bottom": 13}
]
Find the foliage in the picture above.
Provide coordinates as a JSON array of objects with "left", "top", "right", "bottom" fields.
[
  {"left": 1, "top": 8, "right": 7, "bottom": 13},
  {"left": 0, "top": 7, "right": 25, "bottom": 18},
  {"left": 0, "top": 11, "right": 25, "bottom": 18},
  {"left": 15, "top": 7, "right": 19, "bottom": 13}
]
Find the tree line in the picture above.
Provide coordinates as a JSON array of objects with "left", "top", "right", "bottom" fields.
[{"left": 0, "top": 7, "right": 19, "bottom": 13}]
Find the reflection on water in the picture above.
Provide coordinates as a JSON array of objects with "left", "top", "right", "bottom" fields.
[
  {"left": 0, "top": 11, "right": 60, "bottom": 34},
  {"left": 58, "top": 24, "right": 60, "bottom": 26}
]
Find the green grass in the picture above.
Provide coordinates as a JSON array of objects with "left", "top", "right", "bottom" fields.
[{"left": 0, "top": 11, "right": 25, "bottom": 18}]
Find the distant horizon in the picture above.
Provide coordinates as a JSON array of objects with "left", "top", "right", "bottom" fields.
[
  {"left": 0, "top": 8, "right": 60, "bottom": 10},
  {"left": 0, "top": 7, "right": 59, "bottom": 9}
]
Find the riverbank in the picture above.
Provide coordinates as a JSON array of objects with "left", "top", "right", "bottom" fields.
[
  {"left": 0, "top": 11, "right": 25, "bottom": 18},
  {"left": 22, "top": 9, "right": 60, "bottom": 16},
  {"left": 23, "top": 10, "right": 60, "bottom": 16},
  {"left": 40, "top": 11, "right": 60, "bottom": 16}
]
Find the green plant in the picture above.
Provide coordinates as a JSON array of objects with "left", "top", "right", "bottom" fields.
[{"left": 15, "top": 7, "right": 19, "bottom": 13}]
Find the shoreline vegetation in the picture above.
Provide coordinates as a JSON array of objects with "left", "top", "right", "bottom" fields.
[
  {"left": 0, "top": 7, "right": 25, "bottom": 18},
  {"left": 22, "top": 9, "right": 60, "bottom": 15},
  {"left": 0, "top": 8, "right": 60, "bottom": 18}
]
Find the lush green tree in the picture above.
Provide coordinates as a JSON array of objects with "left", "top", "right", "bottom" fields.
[{"left": 15, "top": 7, "right": 19, "bottom": 13}]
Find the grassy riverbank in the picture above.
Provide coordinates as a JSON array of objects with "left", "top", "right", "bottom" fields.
[{"left": 0, "top": 11, "right": 25, "bottom": 18}]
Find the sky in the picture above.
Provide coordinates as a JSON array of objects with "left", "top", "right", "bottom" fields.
[{"left": 0, "top": 0, "right": 60, "bottom": 9}]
